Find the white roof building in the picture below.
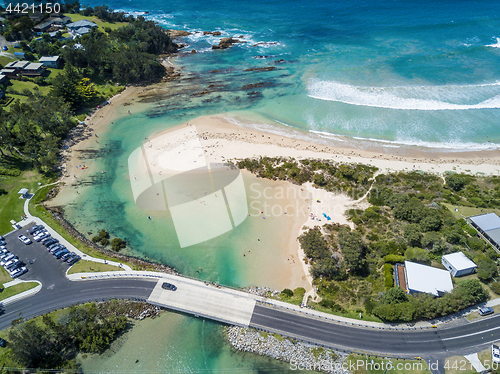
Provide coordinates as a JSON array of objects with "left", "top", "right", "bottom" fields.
[
  {"left": 404, "top": 261, "right": 453, "bottom": 297},
  {"left": 441, "top": 252, "right": 477, "bottom": 277}
]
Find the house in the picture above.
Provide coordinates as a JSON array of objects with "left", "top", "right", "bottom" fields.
[
  {"left": 403, "top": 261, "right": 453, "bottom": 297},
  {"left": 441, "top": 252, "right": 477, "bottom": 277},
  {"left": 66, "top": 20, "right": 98, "bottom": 37},
  {"left": 39, "top": 56, "right": 60, "bottom": 68},
  {"left": 21, "top": 63, "right": 45, "bottom": 76},
  {"left": 0, "top": 69, "right": 16, "bottom": 77},
  {"left": 5, "top": 61, "right": 30, "bottom": 72},
  {"left": 469, "top": 213, "right": 500, "bottom": 251},
  {"left": 0, "top": 74, "right": 8, "bottom": 85},
  {"left": 66, "top": 20, "right": 98, "bottom": 29},
  {"left": 49, "top": 15, "right": 71, "bottom": 26},
  {"left": 33, "top": 19, "right": 54, "bottom": 33}
]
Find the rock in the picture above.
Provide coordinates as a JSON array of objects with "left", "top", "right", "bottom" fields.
[
  {"left": 204, "top": 31, "right": 222, "bottom": 36},
  {"left": 212, "top": 37, "right": 246, "bottom": 50},
  {"left": 191, "top": 49, "right": 196, "bottom": 54},
  {"left": 244, "top": 66, "right": 276, "bottom": 72},
  {"left": 253, "top": 41, "right": 278, "bottom": 47},
  {"left": 166, "top": 29, "right": 192, "bottom": 38}
]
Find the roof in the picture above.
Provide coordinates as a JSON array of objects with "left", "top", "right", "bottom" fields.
[
  {"left": 0, "top": 74, "right": 6, "bottom": 81},
  {"left": 18, "top": 188, "right": 28, "bottom": 194},
  {"left": 470, "top": 213, "right": 500, "bottom": 231},
  {"left": 0, "top": 69, "right": 15, "bottom": 74},
  {"left": 34, "top": 19, "right": 54, "bottom": 29},
  {"left": 39, "top": 56, "right": 59, "bottom": 62},
  {"left": 7, "top": 61, "right": 29, "bottom": 69},
  {"left": 74, "top": 27, "right": 91, "bottom": 35},
  {"left": 442, "top": 252, "right": 477, "bottom": 271},
  {"left": 67, "top": 20, "right": 97, "bottom": 29},
  {"left": 486, "top": 227, "right": 500, "bottom": 246},
  {"left": 24, "top": 63, "right": 43, "bottom": 70},
  {"left": 405, "top": 261, "right": 453, "bottom": 296}
]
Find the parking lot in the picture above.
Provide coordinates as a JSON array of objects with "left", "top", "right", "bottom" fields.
[{"left": 3, "top": 223, "right": 77, "bottom": 286}]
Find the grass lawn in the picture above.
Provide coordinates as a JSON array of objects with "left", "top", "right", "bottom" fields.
[
  {"left": 3, "top": 94, "right": 28, "bottom": 108},
  {"left": 6, "top": 80, "right": 51, "bottom": 96},
  {"left": 0, "top": 55, "right": 15, "bottom": 67},
  {"left": 347, "top": 354, "right": 429, "bottom": 374},
  {"left": 444, "top": 348, "right": 492, "bottom": 374},
  {"left": 67, "top": 259, "right": 124, "bottom": 275},
  {"left": 311, "top": 303, "right": 383, "bottom": 323},
  {"left": 69, "top": 13, "right": 129, "bottom": 32},
  {"left": 442, "top": 203, "right": 500, "bottom": 220},
  {"left": 0, "top": 282, "right": 38, "bottom": 302},
  {"left": 0, "top": 267, "right": 12, "bottom": 286},
  {"left": 0, "top": 169, "right": 50, "bottom": 235}
]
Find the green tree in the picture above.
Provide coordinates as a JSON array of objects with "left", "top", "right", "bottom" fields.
[
  {"left": 404, "top": 224, "right": 422, "bottom": 247},
  {"left": 337, "top": 228, "right": 366, "bottom": 274},
  {"left": 110, "top": 238, "right": 126, "bottom": 252},
  {"left": 298, "top": 228, "right": 329, "bottom": 261},
  {"left": 446, "top": 174, "right": 465, "bottom": 191},
  {"left": 404, "top": 247, "right": 430, "bottom": 264},
  {"left": 381, "top": 286, "right": 408, "bottom": 305},
  {"left": 474, "top": 254, "right": 497, "bottom": 281}
]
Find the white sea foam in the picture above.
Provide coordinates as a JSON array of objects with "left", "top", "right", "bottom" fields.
[
  {"left": 487, "top": 37, "right": 500, "bottom": 48},
  {"left": 307, "top": 79, "right": 500, "bottom": 110}
]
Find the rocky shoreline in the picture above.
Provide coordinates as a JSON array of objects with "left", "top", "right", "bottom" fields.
[{"left": 226, "top": 326, "right": 351, "bottom": 374}]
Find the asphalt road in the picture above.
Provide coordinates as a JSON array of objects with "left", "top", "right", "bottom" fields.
[{"left": 250, "top": 304, "right": 500, "bottom": 358}]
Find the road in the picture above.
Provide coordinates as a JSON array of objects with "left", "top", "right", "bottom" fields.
[
  {"left": 0, "top": 278, "right": 157, "bottom": 330},
  {"left": 1, "top": 225, "right": 500, "bottom": 360},
  {"left": 250, "top": 304, "right": 500, "bottom": 357}
]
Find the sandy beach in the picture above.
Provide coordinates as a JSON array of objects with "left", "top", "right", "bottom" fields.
[{"left": 55, "top": 104, "right": 500, "bottom": 294}]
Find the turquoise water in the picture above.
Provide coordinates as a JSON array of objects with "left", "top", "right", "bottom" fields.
[
  {"left": 89, "top": 0, "right": 500, "bottom": 149},
  {"left": 72, "top": 0, "right": 500, "bottom": 372}
]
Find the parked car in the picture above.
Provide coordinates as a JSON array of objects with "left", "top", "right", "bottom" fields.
[
  {"left": 67, "top": 255, "right": 81, "bottom": 265},
  {"left": 5, "top": 259, "right": 22, "bottom": 271},
  {"left": 0, "top": 338, "right": 6, "bottom": 347},
  {"left": 28, "top": 225, "right": 43, "bottom": 235},
  {"left": 0, "top": 255, "right": 16, "bottom": 266},
  {"left": 61, "top": 252, "right": 73, "bottom": 261},
  {"left": 44, "top": 238, "right": 58, "bottom": 247},
  {"left": 48, "top": 243, "right": 60, "bottom": 251},
  {"left": 41, "top": 236, "right": 53, "bottom": 244},
  {"left": 479, "top": 307, "right": 494, "bottom": 316},
  {"left": 0, "top": 252, "right": 11, "bottom": 260},
  {"left": 10, "top": 266, "right": 27, "bottom": 278},
  {"left": 34, "top": 232, "right": 50, "bottom": 242},
  {"left": 51, "top": 245, "right": 65, "bottom": 254},
  {"left": 54, "top": 248, "right": 69, "bottom": 258},
  {"left": 32, "top": 229, "right": 46, "bottom": 237},
  {"left": 18, "top": 235, "right": 32, "bottom": 245},
  {"left": 0, "top": 240, "right": 5, "bottom": 246}
]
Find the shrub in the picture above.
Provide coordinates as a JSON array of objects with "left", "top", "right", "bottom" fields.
[
  {"left": 384, "top": 263, "right": 394, "bottom": 289},
  {"left": 110, "top": 238, "right": 126, "bottom": 252},
  {"left": 491, "top": 282, "right": 500, "bottom": 295},
  {"left": 100, "top": 238, "right": 109, "bottom": 247},
  {"left": 281, "top": 288, "right": 293, "bottom": 297},
  {"left": 384, "top": 254, "right": 405, "bottom": 264}
]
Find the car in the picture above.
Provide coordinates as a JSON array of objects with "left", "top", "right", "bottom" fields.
[
  {"left": 0, "top": 240, "right": 5, "bottom": 246},
  {"left": 5, "top": 259, "right": 21, "bottom": 271},
  {"left": 161, "top": 282, "right": 177, "bottom": 291},
  {"left": 18, "top": 235, "right": 32, "bottom": 245},
  {"left": 10, "top": 266, "right": 27, "bottom": 278},
  {"left": 51, "top": 245, "right": 65, "bottom": 254},
  {"left": 0, "top": 338, "right": 6, "bottom": 348},
  {"left": 34, "top": 232, "right": 49, "bottom": 242},
  {"left": 48, "top": 243, "right": 60, "bottom": 251},
  {"left": 61, "top": 252, "right": 74, "bottom": 261},
  {"left": 28, "top": 225, "right": 43, "bottom": 235},
  {"left": 55, "top": 249, "right": 69, "bottom": 259},
  {"left": 0, "top": 246, "right": 6, "bottom": 250},
  {"left": 0, "top": 249, "right": 8, "bottom": 256},
  {"left": 65, "top": 253, "right": 78, "bottom": 262},
  {"left": 41, "top": 236, "right": 53, "bottom": 244},
  {"left": 31, "top": 229, "right": 45, "bottom": 237},
  {"left": 44, "top": 238, "right": 58, "bottom": 247},
  {"left": 0, "top": 255, "right": 15, "bottom": 266},
  {"left": 67, "top": 255, "right": 80, "bottom": 265},
  {"left": 0, "top": 252, "right": 11, "bottom": 260},
  {"left": 479, "top": 307, "right": 494, "bottom": 316},
  {"left": 0, "top": 236, "right": 4, "bottom": 241}
]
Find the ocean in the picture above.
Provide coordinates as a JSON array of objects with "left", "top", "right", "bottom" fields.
[{"left": 70, "top": 0, "right": 500, "bottom": 372}]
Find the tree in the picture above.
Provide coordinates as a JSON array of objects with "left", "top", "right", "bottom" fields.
[
  {"left": 50, "top": 64, "right": 83, "bottom": 110},
  {"left": 313, "top": 173, "right": 326, "bottom": 186},
  {"left": 381, "top": 286, "right": 408, "bottom": 305},
  {"left": 419, "top": 210, "right": 442, "bottom": 231},
  {"left": 298, "top": 228, "right": 329, "bottom": 261},
  {"left": 404, "top": 247, "right": 430, "bottom": 264},
  {"left": 337, "top": 228, "right": 366, "bottom": 274},
  {"left": 404, "top": 224, "right": 422, "bottom": 247},
  {"left": 111, "top": 238, "right": 126, "bottom": 252},
  {"left": 474, "top": 254, "right": 497, "bottom": 281},
  {"left": 311, "top": 256, "right": 340, "bottom": 279},
  {"left": 446, "top": 174, "right": 465, "bottom": 191}
]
